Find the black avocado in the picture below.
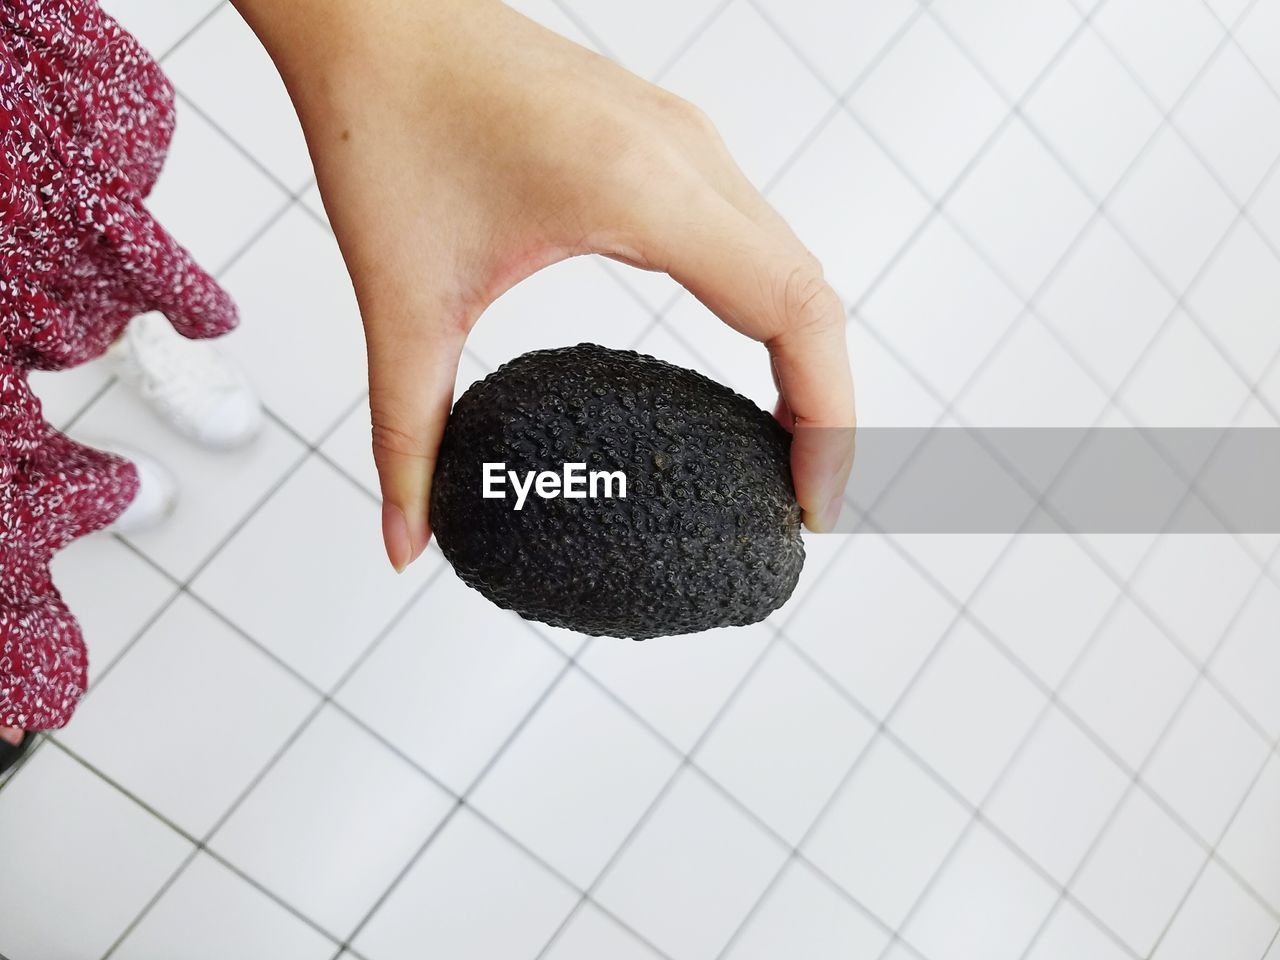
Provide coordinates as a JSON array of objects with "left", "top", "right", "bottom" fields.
[{"left": 430, "top": 343, "right": 805, "bottom": 639}]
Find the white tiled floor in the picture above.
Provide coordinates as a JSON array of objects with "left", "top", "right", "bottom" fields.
[{"left": 3, "top": 1, "right": 1280, "bottom": 958}]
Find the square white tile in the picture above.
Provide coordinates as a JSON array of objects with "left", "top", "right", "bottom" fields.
[
  {"left": 101, "top": 0, "right": 219, "bottom": 59},
  {"left": 1154, "top": 860, "right": 1278, "bottom": 960},
  {"left": 902, "top": 822, "right": 1059, "bottom": 960},
  {"left": 1036, "top": 218, "right": 1176, "bottom": 393},
  {"left": 150, "top": 95, "right": 290, "bottom": 274},
  {"left": 1024, "top": 28, "right": 1164, "bottom": 199},
  {"left": 785, "top": 534, "right": 957, "bottom": 720},
  {"left": 1024, "top": 901, "right": 1133, "bottom": 960},
  {"left": 1091, "top": 0, "right": 1224, "bottom": 112},
  {"left": 317, "top": 394, "right": 380, "bottom": 500},
  {"left": 769, "top": 109, "right": 932, "bottom": 306},
  {"left": 861, "top": 215, "right": 1023, "bottom": 400},
  {"left": 659, "top": 1, "right": 834, "bottom": 186},
  {"left": 946, "top": 118, "right": 1096, "bottom": 300},
  {"left": 1107, "top": 127, "right": 1239, "bottom": 293},
  {"left": 465, "top": 257, "right": 652, "bottom": 373},
  {"left": 1201, "top": 0, "right": 1253, "bottom": 24},
  {"left": 1218, "top": 755, "right": 1280, "bottom": 913},
  {"left": 113, "top": 852, "right": 337, "bottom": 960},
  {"left": 781, "top": 531, "right": 849, "bottom": 613},
  {"left": 0, "top": 747, "right": 192, "bottom": 960},
  {"left": 71, "top": 380, "right": 307, "bottom": 581},
  {"left": 843, "top": 320, "right": 948, "bottom": 427},
  {"left": 574, "top": 620, "right": 772, "bottom": 754},
  {"left": 1131, "top": 534, "right": 1261, "bottom": 663},
  {"left": 192, "top": 456, "right": 437, "bottom": 689},
  {"left": 1060, "top": 598, "right": 1198, "bottom": 770},
  {"left": 956, "top": 319, "right": 1110, "bottom": 427},
  {"left": 354, "top": 807, "right": 578, "bottom": 960},
  {"left": 724, "top": 860, "right": 891, "bottom": 960},
  {"left": 754, "top": 0, "right": 918, "bottom": 94},
  {"left": 218, "top": 206, "right": 369, "bottom": 443},
  {"left": 968, "top": 535, "right": 1120, "bottom": 690},
  {"left": 929, "top": 0, "right": 1080, "bottom": 102},
  {"left": 27, "top": 358, "right": 113, "bottom": 431},
  {"left": 1211, "top": 578, "right": 1280, "bottom": 739},
  {"left": 163, "top": 4, "right": 313, "bottom": 190},
  {"left": 541, "top": 904, "right": 663, "bottom": 960},
  {"left": 49, "top": 532, "right": 174, "bottom": 680},
  {"left": 1073, "top": 790, "right": 1206, "bottom": 956},
  {"left": 890, "top": 534, "right": 1013, "bottom": 605},
  {"left": 211, "top": 705, "right": 454, "bottom": 938},
  {"left": 559, "top": 0, "right": 721, "bottom": 78},
  {"left": 1119, "top": 311, "right": 1252, "bottom": 427},
  {"left": 1175, "top": 44, "right": 1280, "bottom": 204},
  {"left": 596, "top": 258, "right": 683, "bottom": 317},
  {"left": 595, "top": 770, "right": 788, "bottom": 960},
  {"left": 59, "top": 594, "right": 317, "bottom": 837},
  {"left": 1236, "top": 0, "right": 1280, "bottom": 95},
  {"left": 696, "top": 643, "right": 875, "bottom": 845},
  {"left": 986, "top": 706, "right": 1130, "bottom": 886},
  {"left": 335, "top": 570, "right": 566, "bottom": 793},
  {"left": 802, "top": 737, "right": 970, "bottom": 930},
  {"left": 849, "top": 14, "right": 1007, "bottom": 198},
  {"left": 890, "top": 622, "right": 1047, "bottom": 805},
  {"left": 469, "top": 669, "right": 680, "bottom": 888},
  {"left": 1184, "top": 221, "right": 1280, "bottom": 385}
]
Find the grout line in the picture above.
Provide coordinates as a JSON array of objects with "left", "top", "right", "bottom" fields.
[
  {"left": 1146, "top": 716, "right": 1280, "bottom": 956},
  {"left": 38, "top": 736, "right": 348, "bottom": 952},
  {"left": 154, "top": 1, "right": 226, "bottom": 64},
  {"left": 60, "top": 373, "right": 120, "bottom": 435},
  {"left": 1260, "top": 924, "right": 1280, "bottom": 960},
  {"left": 528, "top": 631, "right": 784, "bottom": 960},
  {"left": 689, "top": 1, "right": 1280, "bottom": 953},
  {"left": 210, "top": 192, "right": 298, "bottom": 278},
  {"left": 545, "top": 0, "right": 619, "bottom": 62},
  {"left": 91, "top": 558, "right": 449, "bottom": 957},
  {"left": 60, "top": 389, "right": 418, "bottom": 952},
  {"left": 169, "top": 89, "right": 305, "bottom": 202},
  {"left": 525, "top": 415, "right": 1030, "bottom": 959},
  {"left": 574, "top": 5, "right": 1280, "bottom": 949},
  {"left": 5, "top": 3, "right": 1274, "bottom": 957},
  {"left": 650, "top": 0, "right": 736, "bottom": 83}
]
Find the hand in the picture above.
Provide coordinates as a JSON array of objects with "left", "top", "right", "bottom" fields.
[{"left": 234, "top": 0, "right": 856, "bottom": 572}]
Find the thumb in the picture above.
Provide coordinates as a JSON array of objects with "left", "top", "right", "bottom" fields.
[{"left": 365, "top": 317, "right": 464, "bottom": 572}]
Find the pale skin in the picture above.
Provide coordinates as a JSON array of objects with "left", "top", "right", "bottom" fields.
[{"left": 2, "top": 0, "right": 855, "bottom": 748}]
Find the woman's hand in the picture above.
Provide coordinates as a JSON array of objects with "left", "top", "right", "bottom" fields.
[{"left": 234, "top": 0, "right": 855, "bottom": 571}]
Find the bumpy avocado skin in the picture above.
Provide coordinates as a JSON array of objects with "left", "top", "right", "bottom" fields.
[{"left": 430, "top": 343, "right": 805, "bottom": 639}]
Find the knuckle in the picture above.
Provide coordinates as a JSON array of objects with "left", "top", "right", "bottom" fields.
[
  {"left": 369, "top": 414, "right": 426, "bottom": 461},
  {"left": 653, "top": 92, "right": 721, "bottom": 139},
  {"left": 781, "top": 263, "right": 839, "bottom": 333}
]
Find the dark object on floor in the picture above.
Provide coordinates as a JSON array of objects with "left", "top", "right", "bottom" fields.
[
  {"left": 431, "top": 343, "right": 805, "bottom": 639},
  {"left": 0, "top": 731, "right": 37, "bottom": 779}
]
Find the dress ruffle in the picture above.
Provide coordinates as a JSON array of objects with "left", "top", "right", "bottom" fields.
[{"left": 1, "top": 0, "right": 237, "bottom": 729}]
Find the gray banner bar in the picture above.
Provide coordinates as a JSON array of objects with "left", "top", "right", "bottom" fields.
[{"left": 809, "top": 428, "right": 1280, "bottom": 533}]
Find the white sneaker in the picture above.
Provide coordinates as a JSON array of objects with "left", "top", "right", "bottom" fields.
[
  {"left": 99, "top": 443, "right": 179, "bottom": 534},
  {"left": 108, "top": 312, "right": 263, "bottom": 450}
]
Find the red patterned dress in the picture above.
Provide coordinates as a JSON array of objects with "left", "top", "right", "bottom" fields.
[{"left": 1, "top": 0, "right": 236, "bottom": 730}]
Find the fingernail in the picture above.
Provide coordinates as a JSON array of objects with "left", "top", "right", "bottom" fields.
[
  {"left": 408, "top": 526, "right": 432, "bottom": 565},
  {"left": 819, "top": 493, "right": 844, "bottom": 532},
  {"left": 382, "top": 502, "right": 412, "bottom": 573}
]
